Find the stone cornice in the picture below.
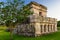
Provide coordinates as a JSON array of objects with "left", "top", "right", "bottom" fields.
[
  {"left": 32, "top": 6, "right": 47, "bottom": 12},
  {"left": 28, "top": 1, "right": 47, "bottom": 10}
]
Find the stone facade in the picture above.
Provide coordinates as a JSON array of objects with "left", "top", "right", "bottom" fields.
[{"left": 13, "top": 1, "right": 57, "bottom": 37}]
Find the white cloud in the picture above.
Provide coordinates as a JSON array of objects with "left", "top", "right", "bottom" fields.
[{"left": 47, "top": 0, "right": 60, "bottom": 20}]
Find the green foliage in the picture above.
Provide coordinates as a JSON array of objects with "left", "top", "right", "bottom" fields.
[
  {"left": 57, "top": 21, "right": 60, "bottom": 27},
  {"left": 0, "top": 0, "right": 33, "bottom": 26}
]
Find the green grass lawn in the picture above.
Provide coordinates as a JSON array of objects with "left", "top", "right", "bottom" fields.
[
  {"left": 0, "top": 26, "right": 10, "bottom": 40},
  {"left": 13, "top": 31, "right": 60, "bottom": 40},
  {"left": 0, "top": 26, "right": 60, "bottom": 40}
]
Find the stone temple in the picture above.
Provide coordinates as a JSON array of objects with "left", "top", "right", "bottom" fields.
[{"left": 13, "top": 1, "right": 57, "bottom": 37}]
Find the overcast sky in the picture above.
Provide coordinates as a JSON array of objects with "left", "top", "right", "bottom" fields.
[{"left": 0, "top": 0, "right": 60, "bottom": 20}]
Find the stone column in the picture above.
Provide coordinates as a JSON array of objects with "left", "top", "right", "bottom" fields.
[
  {"left": 42, "top": 24, "right": 44, "bottom": 34},
  {"left": 35, "top": 23, "right": 41, "bottom": 37},
  {"left": 49, "top": 24, "right": 51, "bottom": 33},
  {"left": 46, "top": 24, "right": 48, "bottom": 33},
  {"left": 40, "top": 24, "right": 42, "bottom": 34},
  {"left": 55, "top": 23, "right": 57, "bottom": 31},
  {"left": 54, "top": 19, "right": 57, "bottom": 32},
  {"left": 50, "top": 24, "right": 52, "bottom": 32},
  {"left": 48, "top": 24, "right": 49, "bottom": 33},
  {"left": 51, "top": 25, "right": 52, "bottom": 32},
  {"left": 54, "top": 24, "right": 56, "bottom": 32},
  {"left": 53, "top": 24, "right": 55, "bottom": 32},
  {"left": 51, "top": 24, "right": 53, "bottom": 32}
]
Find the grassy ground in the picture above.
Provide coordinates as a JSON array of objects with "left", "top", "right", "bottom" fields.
[
  {"left": 0, "top": 26, "right": 10, "bottom": 40},
  {"left": 0, "top": 26, "right": 60, "bottom": 40},
  {"left": 13, "top": 30, "right": 60, "bottom": 40}
]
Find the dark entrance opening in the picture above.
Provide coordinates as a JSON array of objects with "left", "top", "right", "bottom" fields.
[{"left": 39, "top": 12, "right": 42, "bottom": 16}]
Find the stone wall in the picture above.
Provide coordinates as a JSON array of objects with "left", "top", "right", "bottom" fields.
[
  {"left": 30, "top": 15, "right": 57, "bottom": 23},
  {"left": 13, "top": 15, "right": 57, "bottom": 37},
  {"left": 13, "top": 24, "right": 35, "bottom": 36},
  {"left": 29, "top": 15, "right": 57, "bottom": 37}
]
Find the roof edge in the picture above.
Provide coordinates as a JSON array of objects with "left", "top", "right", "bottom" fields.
[{"left": 28, "top": 1, "right": 47, "bottom": 10}]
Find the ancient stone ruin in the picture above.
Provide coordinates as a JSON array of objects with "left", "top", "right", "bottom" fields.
[{"left": 13, "top": 1, "right": 57, "bottom": 37}]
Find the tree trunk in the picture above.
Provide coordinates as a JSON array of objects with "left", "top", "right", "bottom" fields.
[
  {"left": 10, "top": 23, "right": 13, "bottom": 40},
  {"left": 16, "top": 23, "right": 20, "bottom": 34}
]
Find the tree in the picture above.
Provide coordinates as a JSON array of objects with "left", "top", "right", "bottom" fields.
[
  {"left": 0, "top": 2, "right": 5, "bottom": 26},
  {"left": 57, "top": 21, "right": 60, "bottom": 27},
  {"left": 0, "top": 0, "right": 33, "bottom": 40}
]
